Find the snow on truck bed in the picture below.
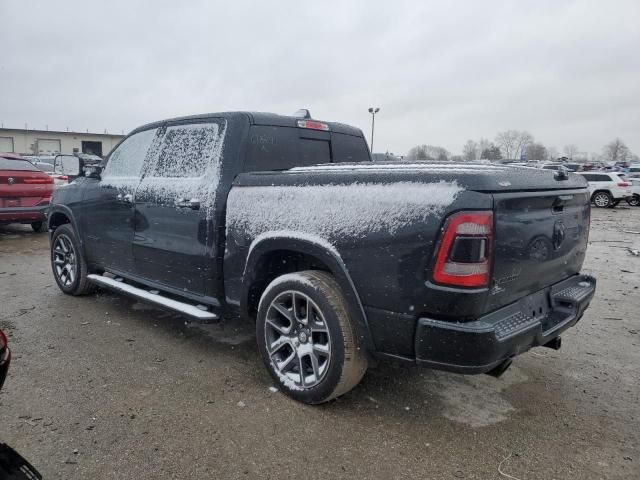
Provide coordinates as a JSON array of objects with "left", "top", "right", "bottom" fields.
[{"left": 226, "top": 180, "right": 463, "bottom": 242}]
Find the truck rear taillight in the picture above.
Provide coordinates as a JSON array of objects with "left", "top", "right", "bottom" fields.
[
  {"left": 617, "top": 181, "right": 629, "bottom": 187},
  {"left": 297, "top": 120, "right": 330, "bottom": 131},
  {"left": 432, "top": 211, "right": 493, "bottom": 288}
]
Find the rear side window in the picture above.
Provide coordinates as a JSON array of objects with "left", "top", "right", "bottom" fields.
[
  {"left": 148, "top": 123, "right": 224, "bottom": 178},
  {"left": 0, "top": 158, "right": 39, "bottom": 171},
  {"left": 332, "top": 133, "right": 370, "bottom": 163},
  {"left": 582, "top": 174, "right": 611, "bottom": 182},
  {"left": 103, "top": 128, "right": 159, "bottom": 180},
  {"left": 137, "top": 121, "right": 226, "bottom": 206}
]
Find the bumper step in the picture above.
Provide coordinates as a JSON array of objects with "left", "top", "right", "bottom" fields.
[{"left": 87, "top": 274, "right": 218, "bottom": 321}]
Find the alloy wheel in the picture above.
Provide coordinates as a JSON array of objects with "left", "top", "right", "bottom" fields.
[
  {"left": 52, "top": 234, "right": 77, "bottom": 287},
  {"left": 264, "top": 290, "right": 331, "bottom": 389},
  {"left": 593, "top": 193, "right": 610, "bottom": 207}
]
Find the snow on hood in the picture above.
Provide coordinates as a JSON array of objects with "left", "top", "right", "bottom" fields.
[{"left": 227, "top": 180, "right": 463, "bottom": 243}]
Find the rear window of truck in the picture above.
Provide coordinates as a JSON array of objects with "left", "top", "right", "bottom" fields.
[
  {"left": 244, "top": 126, "right": 369, "bottom": 171},
  {"left": 331, "top": 133, "right": 370, "bottom": 163}
]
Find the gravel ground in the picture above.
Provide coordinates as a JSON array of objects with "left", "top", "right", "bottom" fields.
[{"left": 0, "top": 207, "right": 639, "bottom": 479}]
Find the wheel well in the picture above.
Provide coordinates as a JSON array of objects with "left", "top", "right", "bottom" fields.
[
  {"left": 48, "top": 212, "right": 71, "bottom": 230},
  {"left": 246, "top": 250, "right": 332, "bottom": 319}
]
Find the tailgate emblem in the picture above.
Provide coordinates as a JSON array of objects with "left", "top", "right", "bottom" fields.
[
  {"left": 553, "top": 221, "right": 566, "bottom": 249},
  {"left": 7, "top": 177, "right": 14, "bottom": 185}
]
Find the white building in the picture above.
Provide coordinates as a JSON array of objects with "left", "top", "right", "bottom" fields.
[{"left": 0, "top": 127, "right": 125, "bottom": 157}]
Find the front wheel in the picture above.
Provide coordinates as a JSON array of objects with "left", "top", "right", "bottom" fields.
[
  {"left": 592, "top": 192, "right": 612, "bottom": 208},
  {"left": 50, "top": 224, "right": 96, "bottom": 295},
  {"left": 256, "top": 270, "right": 368, "bottom": 404},
  {"left": 627, "top": 195, "right": 640, "bottom": 207}
]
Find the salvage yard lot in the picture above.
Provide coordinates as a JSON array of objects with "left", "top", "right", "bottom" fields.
[{"left": 1, "top": 208, "right": 639, "bottom": 479}]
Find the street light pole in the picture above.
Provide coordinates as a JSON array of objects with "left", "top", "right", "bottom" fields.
[{"left": 368, "top": 107, "right": 379, "bottom": 153}]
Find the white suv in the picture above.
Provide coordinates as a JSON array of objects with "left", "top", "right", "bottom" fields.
[{"left": 576, "top": 172, "right": 632, "bottom": 208}]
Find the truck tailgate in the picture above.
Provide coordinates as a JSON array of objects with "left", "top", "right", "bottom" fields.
[{"left": 487, "top": 189, "right": 590, "bottom": 312}]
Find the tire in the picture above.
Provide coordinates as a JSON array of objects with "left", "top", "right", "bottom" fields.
[
  {"left": 256, "top": 270, "right": 368, "bottom": 404},
  {"left": 592, "top": 191, "right": 612, "bottom": 208},
  {"left": 627, "top": 195, "right": 640, "bottom": 207},
  {"left": 50, "top": 224, "right": 96, "bottom": 295},
  {"left": 31, "top": 221, "right": 45, "bottom": 232}
]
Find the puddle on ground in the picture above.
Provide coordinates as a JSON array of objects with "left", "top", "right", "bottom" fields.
[{"left": 423, "top": 367, "right": 528, "bottom": 427}]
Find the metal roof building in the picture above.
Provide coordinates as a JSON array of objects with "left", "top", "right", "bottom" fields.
[{"left": 0, "top": 127, "right": 125, "bottom": 157}]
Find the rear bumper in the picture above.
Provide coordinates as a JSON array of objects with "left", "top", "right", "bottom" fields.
[
  {"left": 413, "top": 274, "right": 596, "bottom": 373},
  {"left": 0, "top": 204, "right": 49, "bottom": 224}
]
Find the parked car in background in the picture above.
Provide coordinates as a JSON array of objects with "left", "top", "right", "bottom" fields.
[
  {"left": 563, "top": 163, "right": 582, "bottom": 172},
  {"left": 628, "top": 164, "right": 640, "bottom": 178},
  {"left": 626, "top": 178, "right": 640, "bottom": 206},
  {"left": 48, "top": 111, "right": 595, "bottom": 404},
  {"left": 0, "top": 153, "right": 54, "bottom": 231},
  {"left": 576, "top": 171, "right": 632, "bottom": 208},
  {"left": 30, "top": 160, "right": 69, "bottom": 186},
  {"left": 541, "top": 163, "right": 568, "bottom": 172}
]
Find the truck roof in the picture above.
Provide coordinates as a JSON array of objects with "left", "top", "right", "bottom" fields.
[{"left": 130, "top": 111, "right": 364, "bottom": 137}]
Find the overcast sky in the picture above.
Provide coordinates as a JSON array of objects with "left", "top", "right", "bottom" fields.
[{"left": 1, "top": 0, "right": 639, "bottom": 156}]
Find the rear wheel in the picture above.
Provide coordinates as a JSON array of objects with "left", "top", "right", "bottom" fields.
[
  {"left": 627, "top": 195, "right": 640, "bottom": 207},
  {"left": 50, "top": 224, "right": 96, "bottom": 295},
  {"left": 256, "top": 270, "right": 368, "bottom": 404},
  {"left": 31, "top": 221, "right": 45, "bottom": 232},
  {"left": 592, "top": 191, "right": 612, "bottom": 208}
]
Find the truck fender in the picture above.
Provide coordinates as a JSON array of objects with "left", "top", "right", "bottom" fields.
[
  {"left": 240, "top": 232, "right": 375, "bottom": 353},
  {"left": 47, "top": 205, "right": 82, "bottom": 245}
]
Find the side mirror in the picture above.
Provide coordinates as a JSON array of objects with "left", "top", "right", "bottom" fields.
[
  {"left": 60, "top": 156, "right": 81, "bottom": 176},
  {"left": 54, "top": 154, "right": 82, "bottom": 179}
]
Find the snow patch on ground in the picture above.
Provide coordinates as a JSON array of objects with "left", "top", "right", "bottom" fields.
[{"left": 227, "top": 180, "right": 463, "bottom": 242}]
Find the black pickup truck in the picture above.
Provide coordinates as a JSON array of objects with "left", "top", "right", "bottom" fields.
[{"left": 48, "top": 111, "right": 596, "bottom": 404}]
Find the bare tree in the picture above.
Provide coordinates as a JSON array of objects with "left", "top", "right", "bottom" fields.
[
  {"left": 478, "top": 138, "right": 491, "bottom": 156},
  {"left": 406, "top": 145, "right": 450, "bottom": 161},
  {"left": 406, "top": 145, "right": 428, "bottom": 160},
  {"left": 495, "top": 130, "right": 519, "bottom": 159},
  {"left": 546, "top": 146, "right": 559, "bottom": 161},
  {"left": 525, "top": 142, "right": 547, "bottom": 161},
  {"left": 563, "top": 144, "right": 579, "bottom": 160},
  {"left": 495, "top": 130, "right": 533, "bottom": 160},
  {"left": 602, "top": 138, "right": 630, "bottom": 163},
  {"left": 462, "top": 139, "right": 479, "bottom": 161},
  {"left": 480, "top": 144, "right": 502, "bottom": 160}
]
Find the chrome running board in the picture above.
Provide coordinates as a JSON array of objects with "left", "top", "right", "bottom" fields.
[{"left": 87, "top": 274, "right": 218, "bottom": 320}]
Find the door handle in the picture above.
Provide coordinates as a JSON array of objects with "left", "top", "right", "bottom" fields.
[
  {"left": 116, "top": 193, "right": 133, "bottom": 204},
  {"left": 175, "top": 198, "right": 201, "bottom": 210}
]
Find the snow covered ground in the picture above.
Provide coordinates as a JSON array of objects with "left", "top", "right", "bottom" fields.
[{"left": 0, "top": 207, "right": 638, "bottom": 479}]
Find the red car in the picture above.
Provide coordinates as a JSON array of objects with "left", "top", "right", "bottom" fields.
[
  {"left": 0, "top": 153, "right": 54, "bottom": 232},
  {"left": 0, "top": 329, "right": 9, "bottom": 390}
]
